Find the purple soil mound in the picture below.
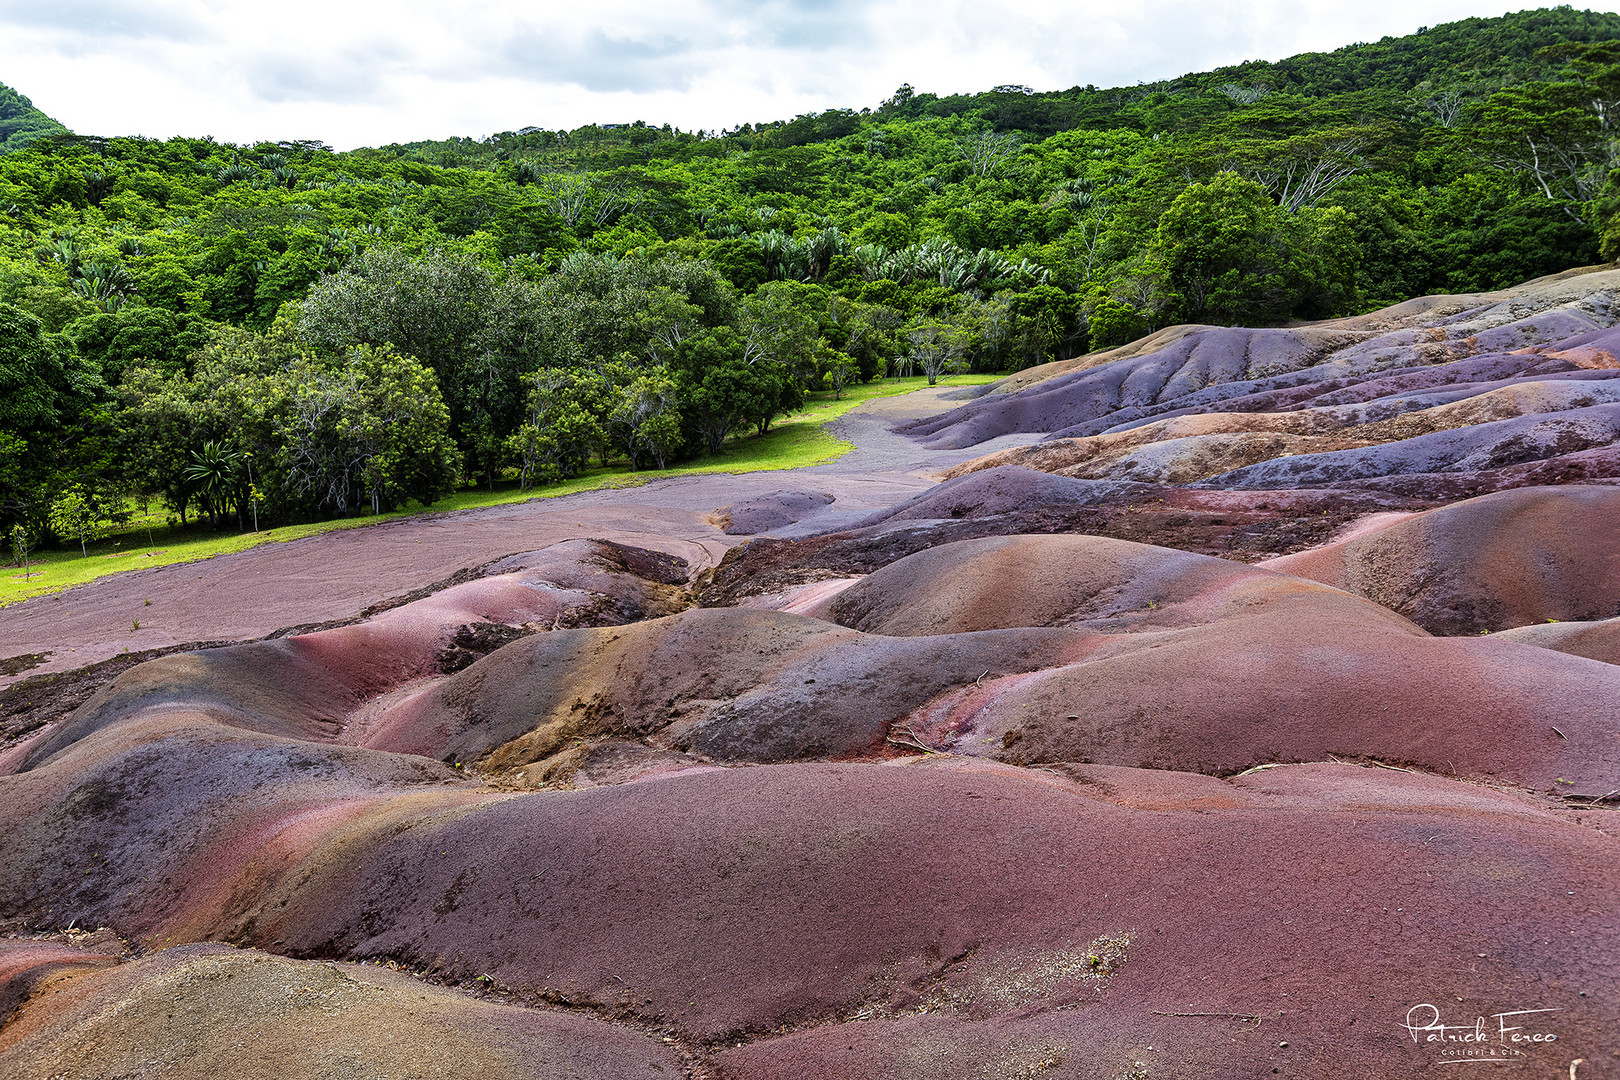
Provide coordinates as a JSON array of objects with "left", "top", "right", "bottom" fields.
[
  {"left": 919, "top": 270, "right": 1620, "bottom": 521},
  {"left": 1195, "top": 403, "right": 1620, "bottom": 489},
  {"left": 713, "top": 489, "right": 835, "bottom": 534},
  {"left": 242, "top": 761, "right": 1617, "bottom": 1077},
  {"left": 849, "top": 466, "right": 1156, "bottom": 527},
  {"left": 0, "top": 715, "right": 474, "bottom": 940},
  {"left": 1046, "top": 352, "right": 1598, "bottom": 442},
  {"left": 7, "top": 273, "right": 1620, "bottom": 1080},
  {"left": 902, "top": 326, "right": 1351, "bottom": 449},
  {"left": 1269, "top": 485, "right": 1620, "bottom": 633},
  {"left": 1313, "top": 442, "right": 1620, "bottom": 501}
]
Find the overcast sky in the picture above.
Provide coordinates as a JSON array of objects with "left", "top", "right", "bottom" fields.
[{"left": 0, "top": 1, "right": 1610, "bottom": 150}]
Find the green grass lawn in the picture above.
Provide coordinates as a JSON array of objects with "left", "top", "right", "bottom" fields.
[{"left": 1, "top": 374, "right": 998, "bottom": 607}]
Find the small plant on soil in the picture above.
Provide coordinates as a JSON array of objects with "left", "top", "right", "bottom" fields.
[{"left": 10, "top": 524, "right": 32, "bottom": 578}]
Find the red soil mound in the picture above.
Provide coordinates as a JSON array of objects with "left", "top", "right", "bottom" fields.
[
  {"left": 39, "top": 526, "right": 1616, "bottom": 795},
  {"left": 782, "top": 534, "right": 1618, "bottom": 787},
  {"left": 807, "top": 533, "right": 1379, "bottom": 636},
  {"left": 0, "top": 937, "right": 123, "bottom": 1028},
  {"left": 2, "top": 642, "right": 1614, "bottom": 1076},
  {"left": 909, "top": 604, "right": 1619, "bottom": 788},
  {"left": 9, "top": 539, "right": 691, "bottom": 772},
  {"left": 240, "top": 760, "right": 1617, "bottom": 1078},
  {"left": 360, "top": 608, "right": 1087, "bottom": 770},
  {"left": 1269, "top": 485, "right": 1620, "bottom": 633}
]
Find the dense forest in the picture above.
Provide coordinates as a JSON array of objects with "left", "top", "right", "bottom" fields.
[{"left": 5, "top": 6, "right": 1620, "bottom": 546}]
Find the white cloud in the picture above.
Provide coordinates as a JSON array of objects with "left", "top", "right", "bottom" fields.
[
  {"left": 0, "top": 0, "right": 207, "bottom": 43},
  {"left": 0, "top": 1, "right": 1611, "bottom": 149}
]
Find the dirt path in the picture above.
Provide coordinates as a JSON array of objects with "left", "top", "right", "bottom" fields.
[{"left": 0, "top": 387, "right": 1033, "bottom": 687}]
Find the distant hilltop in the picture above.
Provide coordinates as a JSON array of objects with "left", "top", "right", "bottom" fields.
[
  {"left": 0, "top": 81, "right": 67, "bottom": 153},
  {"left": 6, "top": 7, "right": 1620, "bottom": 151}
]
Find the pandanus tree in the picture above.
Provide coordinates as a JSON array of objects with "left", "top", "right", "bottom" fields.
[
  {"left": 185, "top": 441, "right": 242, "bottom": 528},
  {"left": 71, "top": 261, "right": 138, "bottom": 312}
]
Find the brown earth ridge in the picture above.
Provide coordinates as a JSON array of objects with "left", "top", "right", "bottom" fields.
[{"left": 3, "top": 268, "right": 1620, "bottom": 1079}]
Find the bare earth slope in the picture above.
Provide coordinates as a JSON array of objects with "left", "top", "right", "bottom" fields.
[{"left": 3, "top": 274, "right": 1619, "bottom": 1079}]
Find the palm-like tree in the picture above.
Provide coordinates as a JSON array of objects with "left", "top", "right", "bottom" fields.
[
  {"left": 71, "top": 261, "right": 139, "bottom": 311},
  {"left": 185, "top": 442, "right": 242, "bottom": 528}
]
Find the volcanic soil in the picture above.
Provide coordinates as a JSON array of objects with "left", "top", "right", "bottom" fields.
[{"left": 3, "top": 276, "right": 1620, "bottom": 1079}]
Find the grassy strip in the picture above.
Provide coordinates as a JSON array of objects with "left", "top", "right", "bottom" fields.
[{"left": 1, "top": 374, "right": 996, "bottom": 607}]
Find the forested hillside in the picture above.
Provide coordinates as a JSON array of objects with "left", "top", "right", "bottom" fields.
[
  {"left": 4, "top": 6, "right": 1620, "bottom": 545},
  {"left": 0, "top": 82, "right": 66, "bottom": 154}
]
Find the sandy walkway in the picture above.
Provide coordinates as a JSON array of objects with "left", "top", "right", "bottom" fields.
[{"left": 0, "top": 386, "right": 1034, "bottom": 687}]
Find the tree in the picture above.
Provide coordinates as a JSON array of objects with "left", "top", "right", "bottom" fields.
[
  {"left": 1218, "top": 83, "right": 1272, "bottom": 105},
  {"left": 1474, "top": 83, "right": 1608, "bottom": 218},
  {"left": 274, "top": 347, "right": 460, "bottom": 517},
  {"left": 71, "top": 261, "right": 139, "bottom": 311},
  {"left": 1237, "top": 131, "right": 1373, "bottom": 212},
  {"left": 957, "top": 129, "right": 1023, "bottom": 176},
  {"left": 0, "top": 303, "right": 105, "bottom": 535},
  {"left": 505, "top": 367, "right": 610, "bottom": 487},
  {"left": 48, "top": 485, "right": 114, "bottom": 556},
  {"left": 1062, "top": 190, "right": 1112, "bottom": 284},
  {"left": 65, "top": 306, "right": 210, "bottom": 382},
  {"left": 1412, "top": 86, "right": 1468, "bottom": 128},
  {"left": 1283, "top": 206, "right": 1361, "bottom": 320},
  {"left": 1002, "top": 285, "right": 1084, "bottom": 368},
  {"left": 0, "top": 305, "right": 100, "bottom": 439},
  {"left": 608, "top": 369, "right": 683, "bottom": 470},
  {"left": 185, "top": 441, "right": 241, "bottom": 528},
  {"left": 880, "top": 84, "right": 916, "bottom": 114},
  {"left": 820, "top": 297, "right": 902, "bottom": 382},
  {"left": 674, "top": 328, "right": 776, "bottom": 454},
  {"left": 344, "top": 346, "right": 461, "bottom": 514},
  {"left": 116, "top": 365, "right": 211, "bottom": 527},
  {"left": 1540, "top": 39, "right": 1620, "bottom": 131},
  {"left": 906, "top": 320, "right": 970, "bottom": 386},
  {"left": 113, "top": 326, "right": 289, "bottom": 529},
  {"left": 815, "top": 345, "right": 860, "bottom": 398},
  {"left": 738, "top": 282, "right": 820, "bottom": 383},
  {"left": 10, "top": 523, "right": 32, "bottom": 578},
  {"left": 298, "top": 247, "right": 538, "bottom": 481},
  {"left": 535, "top": 251, "right": 739, "bottom": 376},
  {"left": 1080, "top": 288, "right": 1150, "bottom": 350},
  {"left": 1151, "top": 172, "right": 1293, "bottom": 325}
]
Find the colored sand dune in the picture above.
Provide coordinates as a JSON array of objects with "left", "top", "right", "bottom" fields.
[{"left": 3, "top": 269, "right": 1619, "bottom": 1079}]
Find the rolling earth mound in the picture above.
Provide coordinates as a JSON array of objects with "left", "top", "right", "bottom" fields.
[
  {"left": 929, "top": 269, "right": 1620, "bottom": 520},
  {"left": 4, "top": 268, "right": 1620, "bottom": 1078}
]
